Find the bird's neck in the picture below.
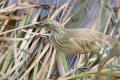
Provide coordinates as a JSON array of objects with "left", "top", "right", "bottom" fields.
[{"left": 51, "top": 26, "right": 66, "bottom": 39}]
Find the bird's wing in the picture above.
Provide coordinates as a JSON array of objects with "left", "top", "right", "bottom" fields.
[
  {"left": 67, "top": 29, "right": 115, "bottom": 45},
  {"left": 66, "top": 29, "right": 115, "bottom": 53}
]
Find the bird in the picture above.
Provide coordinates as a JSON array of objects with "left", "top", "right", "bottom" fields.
[{"left": 32, "top": 19, "right": 115, "bottom": 54}]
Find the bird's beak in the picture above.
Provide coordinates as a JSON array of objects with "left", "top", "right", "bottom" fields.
[
  {"left": 32, "top": 23, "right": 50, "bottom": 29},
  {"left": 30, "top": 21, "right": 50, "bottom": 29}
]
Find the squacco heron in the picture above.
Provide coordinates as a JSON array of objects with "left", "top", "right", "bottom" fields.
[{"left": 32, "top": 19, "right": 115, "bottom": 54}]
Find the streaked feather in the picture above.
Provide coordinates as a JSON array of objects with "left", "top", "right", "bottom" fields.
[{"left": 46, "top": 20, "right": 115, "bottom": 54}]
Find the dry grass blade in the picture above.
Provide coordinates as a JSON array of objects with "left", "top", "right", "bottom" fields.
[
  {"left": 34, "top": 46, "right": 52, "bottom": 79},
  {"left": 0, "top": 37, "right": 25, "bottom": 41},
  {"left": 0, "top": 21, "right": 42, "bottom": 35},
  {"left": 50, "top": 3, "right": 67, "bottom": 19},
  {"left": 19, "top": 43, "right": 50, "bottom": 80},
  {"left": 46, "top": 49, "right": 56, "bottom": 79},
  {"left": 0, "top": 15, "right": 22, "bottom": 20},
  {"left": 0, "top": 45, "right": 36, "bottom": 58},
  {"left": 0, "top": 4, "right": 50, "bottom": 14},
  {"left": 0, "top": 60, "right": 24, "bottom": 80}
]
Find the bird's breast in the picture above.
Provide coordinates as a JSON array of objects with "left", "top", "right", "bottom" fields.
[{"left": 49, "top": 33, "right": 84, "bottom": 54}]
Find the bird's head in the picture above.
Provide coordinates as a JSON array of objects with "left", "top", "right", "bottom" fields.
[
  {"left": 32, "top": 19, "right": 63, "bottom": 32},
  {"left": 44, "top": 19, "right": 61, "bottom": 31}
]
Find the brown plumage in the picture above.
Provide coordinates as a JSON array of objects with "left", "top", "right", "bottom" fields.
[{"left": 36, "top": 20, "right": 115, "bottom": 54}]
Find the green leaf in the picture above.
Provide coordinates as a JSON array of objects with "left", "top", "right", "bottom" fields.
[
  {"left": 99, "top": 0, "right": 107, "bottom": 32},
  {"left": 1, "top": 49, "right": 13, "bottom": 73},
  {"left": 32, "top": 39, "right": 44, "bottom": 80},
  {"left": 60, "top": 53, "right": 69, "bottom": 72}
]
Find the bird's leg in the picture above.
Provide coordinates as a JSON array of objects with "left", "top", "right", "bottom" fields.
[{"left": 84, "top": 53, "right": 90, "bottom": 67}]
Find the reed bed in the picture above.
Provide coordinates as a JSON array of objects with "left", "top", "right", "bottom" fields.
[{"left": 0, "top": 0, "right": 120, "bottom": 80}]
